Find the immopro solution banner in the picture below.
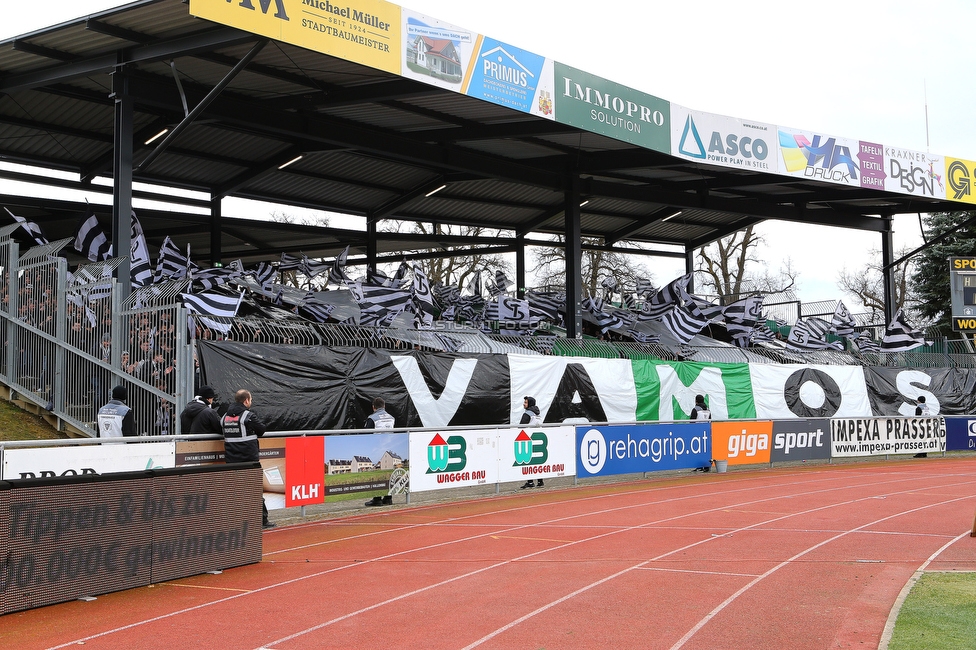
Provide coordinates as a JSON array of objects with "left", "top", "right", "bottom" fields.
[
  {"left": 554, "top": 62, "right": 669, "bottom": 153},
  {"left": 576, "top": 423, "right": 710, "bottom": 478},
  {"left": 830, "top": 417, "right": 945, "bottom": 457}
]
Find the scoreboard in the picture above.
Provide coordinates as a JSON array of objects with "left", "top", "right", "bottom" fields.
[{"left": 950, "top": 257, "right": 976, "bottom": 331}]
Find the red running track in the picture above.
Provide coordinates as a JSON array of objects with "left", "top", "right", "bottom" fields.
[{"left": 3, "top": 457, "right": 976, "bottom": 650}]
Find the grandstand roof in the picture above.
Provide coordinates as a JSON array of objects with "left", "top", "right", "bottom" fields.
[{"left": 0, "top": 0, "right": 963, "bottom": 267}]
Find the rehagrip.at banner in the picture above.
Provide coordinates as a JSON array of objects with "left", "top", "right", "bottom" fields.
[
  {"left": 576, "top": 423, "right": 710, "bottom": 477},
  {"left": 830, "top": 417, "right": 945, "bottom": 457}
]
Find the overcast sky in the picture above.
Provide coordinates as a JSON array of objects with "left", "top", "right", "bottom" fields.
[{"left": 4, "top": 0, "right": 975, "bottom": 307}]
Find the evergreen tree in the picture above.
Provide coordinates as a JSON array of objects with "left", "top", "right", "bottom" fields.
[{"left": 911, "top": 211, "right": 976, "bottom": 334}]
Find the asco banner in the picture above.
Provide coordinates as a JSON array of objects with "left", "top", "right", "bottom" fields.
[
  {"left": 576, "top": 423, "right": 710, "bottom": 478},
  {"left": 830, "top": 417, "right": 945, "bottom": 457}
]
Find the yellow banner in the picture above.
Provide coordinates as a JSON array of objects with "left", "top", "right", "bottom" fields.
[
  {"left": 190, "top": 0, "right": 401, "bottom": 75},
  {"left": 945, "top": 157, "right": 976, "bottom": 204}
]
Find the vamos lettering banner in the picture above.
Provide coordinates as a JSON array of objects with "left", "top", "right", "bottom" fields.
[
  {"left": 862, "top": 366, "right": 976, "bottom": 416},
  {"left": 633, "top": 360, "right": 755, "bottom": 421},
  {"left": 711, "top": 421, "right": 772, "bottom": 465},
  {"left": 189, "top": 0, "right": 401, "bottom": 75},
  {"left": 554, "top": 62, "right": 669, "bottom": 153},
  {"left": 497, "top": 426, "right": 575, "bottom": 483},
  {"left": 509, "top": 355, "right": 636, "bottom": 424},
  {"left": 750, "top": 364, "right": 871, "bottom": 419},
  {"left": 671, "top": 106, "right": 776, "bottom": 172},
  {"left": 463, "top": 37, "right": 554, "bottom": 118},
  {"left": 2, "top": 442, "right": 175, "bottom": 480},
  {"left": 576, "top": 423, "right": 710, "bottom": 477},
  {"left": 409, "top": 429, "right": 497, "bottom": 491},
  {"left": 770, "top": 419, "right": 830, "bottom": 463},
  {"left": 830, "top": 417, "right": 945, "bottom": 457}
]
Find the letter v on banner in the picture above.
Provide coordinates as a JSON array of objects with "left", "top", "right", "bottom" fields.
[
  {"left": 285, "top": 436, "right": 325, "bottom": 507},
  {"left": 391, "top": 356, "right": 478, "bottom": 427}
]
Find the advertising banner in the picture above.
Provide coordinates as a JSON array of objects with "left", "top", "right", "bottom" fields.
[
  {"left": 324, "top": 431, "right": 407, "bottom": 499},
  {"left": 945, "top": 157, "right": 976, "bottom": 204},
  {"left": 189, "top": 0, "right": 401, "bottom": 75},
  {"left": 770, "top": 418, "right": 830, "bottom": 463},
  {"left": 885, "top": 147, "right": 946, "bottom": 199},
  {"left": 671, "top": 105, "right": 776, "bottom": 172},
  {"left": 553, "top": 62, "right": 669, "bottom": 153},
  {"left": 497, "top": 426, "right": 576, "bottom": 483},
  {"left": 711, "top": 421, "right": 772, "bottom": 465},
  {"left": 401, "top": 9, "right": 477, "bottom": 92},
  {"left": 943, "top": 417, "right": 976, "bottom": 451},
  {"left": 1, "top": 442, "right": 175, "bottom": 480},
  {"left": 777, "top": 127, "right": 861, "bottom": 187},
  {"left": 409, "top": 429, "right": 498, "bottom": 491},
  {"left": 285, "top": 436, "right": 325, "bottom": 507},
  {"left": 463, "top": 37, "right": 554, "bottom": 118},
  {"left": 830, "top": 417, "right": 945, "bottom": 457},
  {"left": 576, "top": 423, "right": 710, "bottom": 477},
  {"left": 750, "top": 364, "right": 871, "bottom": 419}
]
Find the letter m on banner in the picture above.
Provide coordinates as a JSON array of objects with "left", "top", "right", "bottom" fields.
[{"left": 285, "top": 436, "right": 325, "bottom": 507}]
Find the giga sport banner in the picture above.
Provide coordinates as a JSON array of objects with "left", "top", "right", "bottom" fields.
[{"left": 198, "top": 343, "right": 976, "bottom": 432}]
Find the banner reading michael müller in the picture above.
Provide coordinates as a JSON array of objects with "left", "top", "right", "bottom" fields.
[{"left": 830, "top": 417, "right": 945, "bottom": 458}]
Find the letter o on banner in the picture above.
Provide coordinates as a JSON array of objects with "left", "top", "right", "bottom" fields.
[{"left": 784, "top": 368, "right": 842, "bottom": 418}]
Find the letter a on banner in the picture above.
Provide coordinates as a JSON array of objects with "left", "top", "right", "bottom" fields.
[{"left": 285, "top": 437, "right": 326, "bottom": 507}]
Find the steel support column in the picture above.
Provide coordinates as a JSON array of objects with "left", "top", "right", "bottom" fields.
[
  {"left": 210, "top": 194, "right": 222, "bottom": 266},
  {"left": 685, "top": 248, "right": 695, "bottom": 293},
  {"left": 111, "top": 61, "right": 133, "bottom": 301},
  {"left": 565, "top": 174, "right": 583, "bottom": 338},
  {"left": 881, "top": 215, "right": 896, "bottom": 323},
  {"left": 516, "top": 234, "right": 526, "bottom": 298},
  {"left": 366, "top": 219, "right": 377, "bottom": 275}
]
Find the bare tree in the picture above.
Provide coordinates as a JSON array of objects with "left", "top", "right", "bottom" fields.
[
  {"left": 838, "top": 248, "right": 916, "bottom": 318},
  {"left": 531, "top": 236, "right": 654, "bottom": 295},
  {"left": 381, "top": 222, "right": 511, "bottom": 289},
  {"left": 696, "top": 226, "right": 797, "bottom": 302}
]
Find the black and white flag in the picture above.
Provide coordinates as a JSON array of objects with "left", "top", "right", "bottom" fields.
[
  {"left": 300, "top": 292, "right": 336, "bottom": 323},
  {"left": 526, "top": 291, "right": 564, "bottom": 321},
  {"left": 130, "top": 211, "right": 153, "bottom": 289},
  {"left": 279, "top": 253, "right": 303, "bottom": 273},
  {"left": 786, "top": 319, "right": 844, "bottom": 351},
  {"left": 366, "top": 268, "right": 389, "bottom": 286},
  {"left": 248, "top": 262, "right": 277, "bottom": 290},
  {"left": 661, "top": 298, "right": 710, "bottom": 343},
  {"left": 5, "top": 207, "right": 49, "bottom": 247},
  {"left": 830, "top": 301, "right": 857, "bottom": 339},
  {"left": 301, "top": 254, "right": 329, "bottom": 280},
  {"left": 635, "top": 278, "right": 655, "bottom": 298},
  {"left": 350, "top": 283, "right": 411, "bottom": 327},
  {"left": 194, "top": 261, "right": 243, "bottom": 291},
  {"left": 182, "top": 290, "right": 244, "bottom": 335},
  {"left": 723, "top": 295, "right": 764, "bottom": 347},
  {"left": 622, "top": 293, "right": 636, "bottom": 310},
  {"left": 638, "top": 273, "right": 692, "bottom": 321},
  {"left": 625, "top": 329, "right": 661, "bottom": 344},
  {"left": 153, "top": 236, "right": 190, "bottom": 283},
  {"left": 328, "top": 245, "right": 351, "bottom": 286},
  {"left": 73, "top": 206, "right": 111, "bottom": 261},
  {"left": 464, "top": 270, "right": 483, "bottom": 297},
  {"left": 494, "top": 269, "right": 512, "bottom": 294},
  {"left": 881, "top": 309, "right": 931, "bottom": 352},
  {"left": 412, "top": 264, "right": 435, "bottom": 327},
  {"left": 853, "top": 331, "right": 881, "bottom": 352}
]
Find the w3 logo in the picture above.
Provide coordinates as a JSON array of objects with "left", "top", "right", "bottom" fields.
[
  {"left": 427, "top": 434, "right": 467, "bottom": 473},
  {"left": 513, "top": 431, "right": 549, "bottom": 466}
]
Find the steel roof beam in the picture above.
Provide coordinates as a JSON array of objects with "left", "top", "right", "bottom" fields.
[
  {"left": 212, "top": 145, "right": 305, "bottom": 199},
  {"left": 367, "top": 177, "right": 445, "bottom": 222},
  {"left": 604, "top": 207, "right": 685, "bottom": 245}
]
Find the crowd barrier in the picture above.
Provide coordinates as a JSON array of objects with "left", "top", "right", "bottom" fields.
[
  {"left": 1, "top": 416, "right": 965, "bottom": 510},
  {"left": 0, "top": 463, "right": 262, "bottom": 615}
]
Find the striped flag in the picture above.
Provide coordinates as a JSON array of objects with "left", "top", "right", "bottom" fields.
[
  {"left": 636, "top": 278, "right": 655, "bottom": 298},
  {"left": 723, "top": 295, "right": 764, "bottom": 347},
  {"left": 391, "top": 261, "right": 410, "bottom": 289},
  {"left": 279, "top": 253, "right": 303, "bottom": 272},
  {"left": 248, "top": 262, "right": 277, "bottom": 289},
  {"left": 464, "top": 270, "right": 483, "bottom": 297},
  {"left": 300, "top": 292, "right": 336, "bottom": 323},
  {"left": 411, "top": 264, "right": 435, "bottom": 327},
  {"left": 181, "top": 290, "right": 243, "bottom": 334},
  {"left": 5, "top": 207, "right": 49, "bottom": 247},
  {"left": 494, "top": 269, "right": 512, "bottom": 294},
  {"left": 830, "top": 301, "right": 857, "bottom": 338},
  {"left": 153, "top": 236, "right": 189, "bottom": 283},
  {"left": 350, "top": 283, "right": 411, "bottom": 327},
  {"left": 622, "top": 293, "right": 636, "bottom": 310},
  {"left": 750, "top": 322, "right": 778, "bottom": 344},
  {"left": 881, "top": 309, "right": 931, "bottom": 352},
  {"left": 786, "top": 319, "right": 844, "bottom": 351},
  {"left": 367, "top": 268, "right": 389, "bottom": 286},
  {"left": 661, "top": 298, "right": 710, "bottom": 343},
  {"left": 193, "top": 261, "right": 243, "bottom": 291},
  {"left": 301, "top": 254, "right": 329, "bottom": 279},
  {"left": 129, "top": 211, "right": 153, "bottom": 289},
  {"left": 73, "top": 206, "right": 112, "bottom": 261},
  {"left": 638, "top": 273, "right": 691, "bottom": 321},
  {"left": 853, "top": 331, "right": 881, "bottom": 352},
  {"left": 625, "top": 329, "right": 661, "bottom": 344},
  {"left": 526, "top": 291, "right": 564, "bottom": 321},
  {"left": 327, "top": 245, "right": 351, "bottom": 286}
]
